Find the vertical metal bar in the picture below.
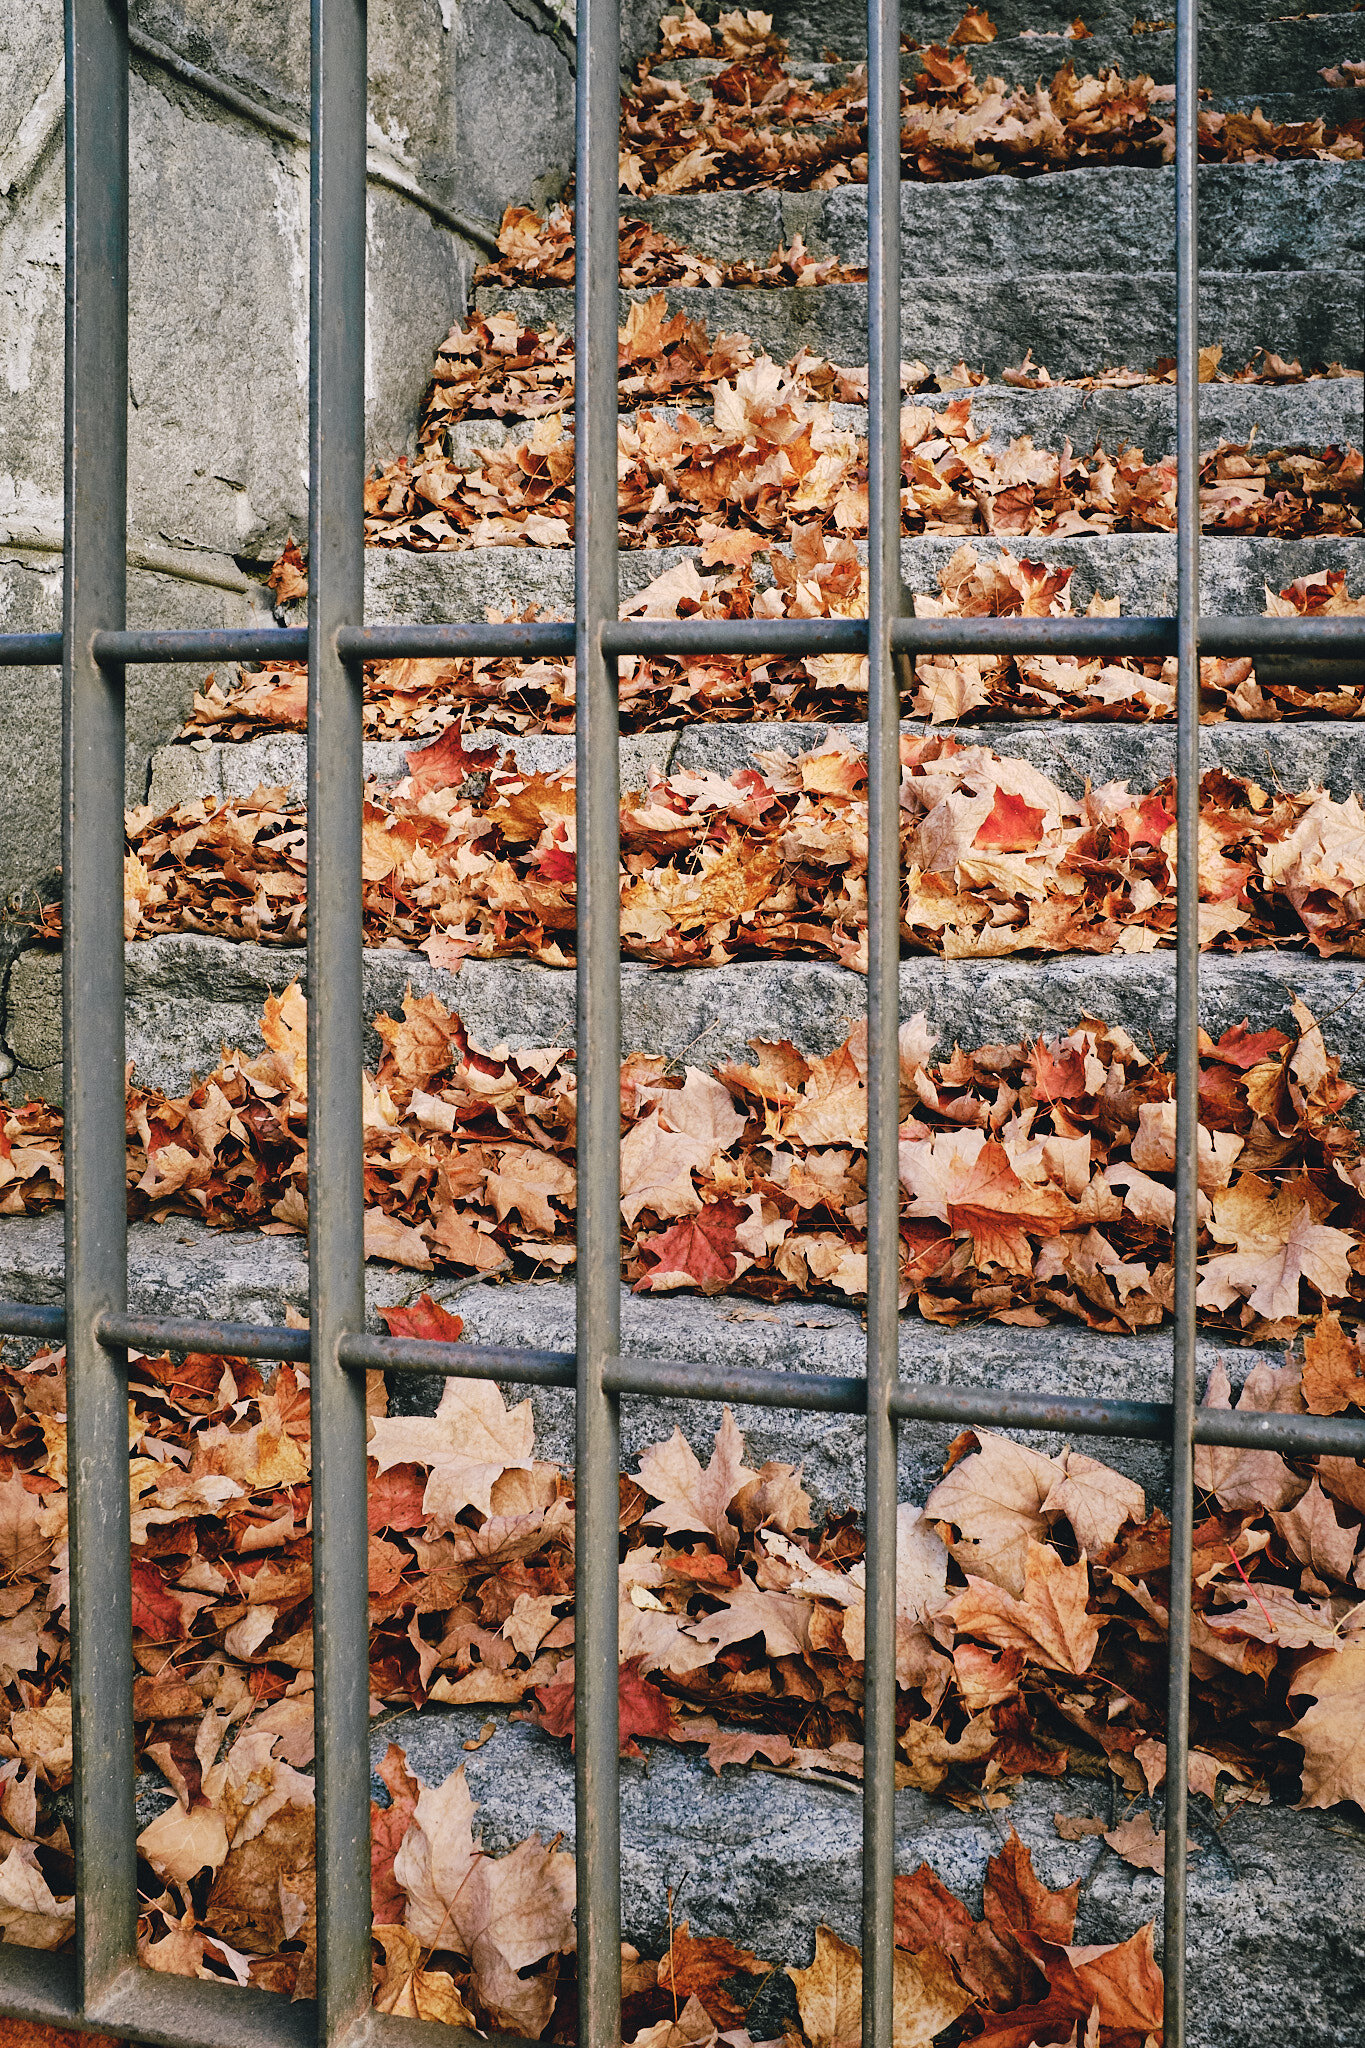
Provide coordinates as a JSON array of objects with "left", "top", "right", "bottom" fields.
[
  {"left": 307, "top": 0, "right": 372, "bottom": 2037},
  {"left": 1164, "top": 0, "right": 1199, "bottom": 2040},
  {"left": 862, "top": 0, "right": 901, "bottom": 2041},
  {"left": 63, "top": 0, "right": 137, "bottom": 2008},
  {"left": 574, "top": 0, "right": 622, "bottom": 2033}
]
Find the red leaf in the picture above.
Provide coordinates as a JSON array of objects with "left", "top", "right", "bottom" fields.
[
  {"left": 131, "top": 1562, "right": 186, "bottom": 1641},
  {"left": 1030, "top": 1040, "right": 1087, "bottom": 1103},
  {"left": 974, "top": 790, "right": 1046, "bottom": 851},
  {"left": 616, "top": 1658, "right": 677, "bottom": 1758},
  {"left": 370, "top": 1741, "right": 420, "bottom": 1923},
  {"left": 367, "top": 1460, "right": 430, "bottom": 1533},
  {"left": 634, "top": 1201, "right": 743, "bottom": 1293},
  {"left": 377, "top": 1293, "right": 465, "bottom": 1342},
  {"left": 1207, "top": 1020, "right": 1289, "bottom": 1070},
  {"left": 525, "top": 1657, "right": 676, "bottom": 1758},
  {"left": 538, "top": 845, "right": 576, "bottom": 882},
  {"left": 402, "top": 722, "right": 500, "bottom": 794},
  {"left": 1128, "top": 793, "right": 1174, "bottom": 848}
]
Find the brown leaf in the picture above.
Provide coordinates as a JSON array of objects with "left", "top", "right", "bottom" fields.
[
  {"left": 1102, "top": 1811, "right": 1166, "bottom": 1871},
  {"left": 948, "top": 1541, "right": 1099, "bottom": 1675},
  {"left": 657, "top": 1920, "right": 770, "bottom": 2029},
  {"left": 636, "top": 1408, "right": 756, "bottom": 1561},
  {"left": 788, "top": 1923, "right": 972, "bottom": 2048},
  {"left": 1286, "top": 1641, "right": 1365, "bottom": 1808},
  {"left": 1302, "top": 1310, "right": 1365, "bottom": 1414}
]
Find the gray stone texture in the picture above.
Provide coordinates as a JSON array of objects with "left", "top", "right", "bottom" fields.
[
  {"left": 364, "top": 533, "right": 1364, "bottom": 624},
  {"left": 7, "top": 933, "right": 1365, "bottom": 1103},
  {"left": 377, "top": 1709, "right": 1365, "bottom": 2048}
]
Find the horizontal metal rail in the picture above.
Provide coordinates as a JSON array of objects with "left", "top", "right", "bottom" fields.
[
  {"left": 7, "top": 1303, "right": 1364, "bottom": 1458},
  {"left": 0, "top": 632, "right": 64, "bottom": 666},
  {"left": 6, "top": 611, "right": 1360, "bottom": 674}
]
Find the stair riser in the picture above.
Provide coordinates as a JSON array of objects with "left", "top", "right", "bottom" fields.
[
  {"left": 479, "top": 274, "right": 1364, "bottom": 382},
  {"left": 148, "top": 719, "right": 1365, "bottom": 812},
  {"left": 8, "top": 942, "right": 1365, "bottom": 1102},
  {"left": 363, "top": 536, "right": 1362, "bottom": 625},
  {"left": 444, "top": 382, "right": 1364, "bottom": 470},
  {"left": 617, "top": 163, "right": 1365, "bottom": 275},
  {"left": 774, "top": 0, "right": 1365, "bottom": 56}
]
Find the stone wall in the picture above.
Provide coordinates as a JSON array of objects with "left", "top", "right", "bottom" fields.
[{"left": 0, "top": 0, "right": 575, "bottom": 973}]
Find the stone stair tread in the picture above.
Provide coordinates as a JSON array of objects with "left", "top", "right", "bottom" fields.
[
  {"left": 379, "top": 1706, "right": 1364, "bottom": 2048},
  {"left": 0, "top": 1208, "right": 1278, "bottom": 1502},
  {"left": 615, "top": 163, "right": 1365, "bottom": 272}
]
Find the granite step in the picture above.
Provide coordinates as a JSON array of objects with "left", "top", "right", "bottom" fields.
[
  {"left": 616, "top": 162, "right": 1365, "bottom": 279},
  {"left": 774, "top": 0, "right": 1365, "bottom": 60},
  {"left": 441, "top": 379, "right": 1365, "bottom": 465},
  {"left": 658, "top": 16, "right": 1363, "bottom": 109},
  {"left": 361, "top": 536, "right": 1363, "bottom": 629},
  {"left": 477, "top": 274, "right": 1363, "bottom": 386},
  {"left": 144, "top": 717, "right": 1365, "bottom": 817},
  {"left": 6, "top": 936, "right": 1364, "bottom": 1103},
  {"left": 0, "top": 1210, "right": 1284, "bottom": 1505}
]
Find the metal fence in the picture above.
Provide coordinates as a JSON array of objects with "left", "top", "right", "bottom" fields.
[{"left": 0, "top": 1, "right": 1363, "bottom": 2045}]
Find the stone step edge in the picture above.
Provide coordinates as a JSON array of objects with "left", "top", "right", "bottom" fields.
[
  {"left": 144, "top": 719, "right": 1365, "bottom": 816},
  {"left": 0, "top": 1209, "right": 1296, "bottom": 1551},
  {"left": 8, "top": 944, "right": 1365, "bottom": 1108}
]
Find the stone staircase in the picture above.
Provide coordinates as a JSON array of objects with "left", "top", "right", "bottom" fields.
[{"left": 2, "top": 0, "right": 1365, "bottom": 2038}]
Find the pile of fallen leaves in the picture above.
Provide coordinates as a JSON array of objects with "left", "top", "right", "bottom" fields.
[
  {"left": 362, "top": 364, "right": 1362, "bottom": 552},
  {"left": 186, "top": 554, "right": 1365, "bottom": 741},
  {"left": 448, "top": 290, "right": 1359, "bottom": 415},
  {"left": 112, "top": 721, "right": 1365, "bottom": 969},
  {"left": 472, "top": 201, "right": 866, "bottom": 293},
  {"left": 613, "top": 9, "right": 1363, "bottom": 197},
  {"left": 4, "top": 1320, "right": 1364, "bottom": 2030},
  {"left": 5, "top": 984, "right": 1365, "bottom": 1343},
  {"left": 415, "top": 305, "right": 876, "bottom": 443}
]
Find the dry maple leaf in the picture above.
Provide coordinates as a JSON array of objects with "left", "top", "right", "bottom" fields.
[
  {"left": 1197, "top": 1173, "right": 1354, "bottom": 1323},
  {"left": 1102, "top": 1810, "right": 1167, "bottom": 1872},
  {"left": 657, "top": 1920, "right": 771, "bottom": 2029},
  {"left": 371, "top": 1741, "right": 421, "bottom": 1923},
  {"left": 372, "top": 1923, "right": 477, "bottom": 2025},
  {"left": 368, "top": 1378, "right": 534, "bottom": 1530},
  {"left": 1301, "top": 1309, "right": 1365, "bottom": 1414},
  {"left": 392, "top": 1756, "right": 575, "bottom": 2036},
  {"left": 1285, "top": 1642, "right": 1365, "bottom": 1809},
  {"left": 925, "top": 1432, "right": 1061, "bottom": 1595},
  {"left": 636, "top": 1408, "right": 756, "bottom": 1561},
  {"left": 949, "top": 1541, "right": 1100, "bottom": 1676},
  {"left": 788, "top": 1922, "right": 972, "bottom": 2048}
]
